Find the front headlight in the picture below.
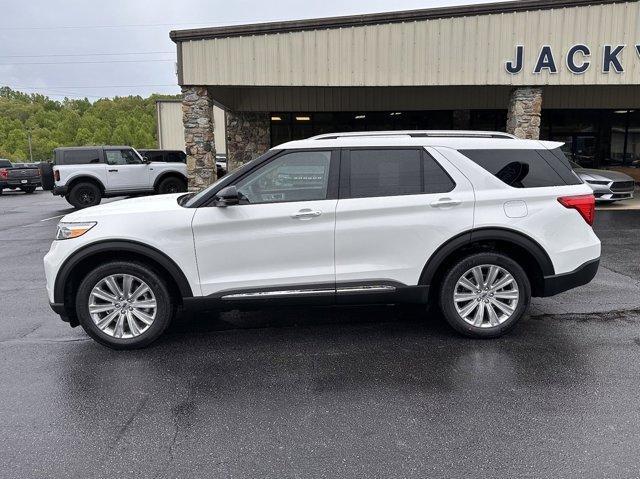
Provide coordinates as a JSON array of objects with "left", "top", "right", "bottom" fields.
[{"left": 56, "top": 222, "right": 97, "bottom": 240}]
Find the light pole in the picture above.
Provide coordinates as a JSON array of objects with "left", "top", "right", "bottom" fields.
[{"left": 27, "top": 132, "right": 33, "bottom": 162}]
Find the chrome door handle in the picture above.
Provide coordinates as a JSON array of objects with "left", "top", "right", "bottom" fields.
[
  {"left": 430, "top": 198, "right": 462, "bottom": 208},
  {"left": 291, "top": 209, "right": 322, "bottom": 220}
]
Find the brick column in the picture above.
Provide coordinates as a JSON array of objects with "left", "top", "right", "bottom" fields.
[
  {"left": 506, "top": 87, "right": 543, "bottom": 139},
  {"left": 181, "top": 86, "right": 215, "bottom": 190},
  {"left": 226, "top": 112, "right": 271, "bottom": 172}
]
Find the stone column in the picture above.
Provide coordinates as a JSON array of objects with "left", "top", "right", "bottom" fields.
[
  {"left": 181, "top": 86, "right": 215, "bottom": 190},
  {"left": 506, "top": 87, "right": 543, "bottom": 139},
  {"left": 226, "top": 112, "right": 271, "bottom": 172}
]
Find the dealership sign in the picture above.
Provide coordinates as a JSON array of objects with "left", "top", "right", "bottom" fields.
[{"left": 505, "top": 44, "right": 640, "bottom": 74}]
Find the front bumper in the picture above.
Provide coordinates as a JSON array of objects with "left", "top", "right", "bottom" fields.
[{"left": 541, "top": 258, "right": 600, "bottom": 297}]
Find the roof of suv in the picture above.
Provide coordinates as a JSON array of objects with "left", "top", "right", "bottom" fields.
[
  {"left": 276, "top": 131, "right": 562, "bottom": 151},
  {"left": 54, "top": 146, "right": 134, "bottom": 151}
]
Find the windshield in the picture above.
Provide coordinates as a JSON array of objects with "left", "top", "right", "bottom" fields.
[{"left": 182, "top": 150, "right": 276, "bottom": 208}]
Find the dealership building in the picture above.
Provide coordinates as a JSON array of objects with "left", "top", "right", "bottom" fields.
[{"left": 164, "top": 0, "right": 640, "bottom": 188}]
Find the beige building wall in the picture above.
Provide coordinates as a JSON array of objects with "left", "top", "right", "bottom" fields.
[
  {"left": 180, "top": 1, "right": 640, "bottom": 88},
  {"left": 156, "top": 101, "right": 226, "bottom": 154}
]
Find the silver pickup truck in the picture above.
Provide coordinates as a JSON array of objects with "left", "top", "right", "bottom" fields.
[{"left": 0, "top": 159, "right": 41, "bottom": 195}]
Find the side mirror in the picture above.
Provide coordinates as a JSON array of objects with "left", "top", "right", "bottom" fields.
[{"left": 215, "top": 185, "right": 240, "bottom": 207}]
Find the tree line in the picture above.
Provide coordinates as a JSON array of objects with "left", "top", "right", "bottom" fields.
[{"left": 0, "top": 87, "right": 180, "bottom": 161}]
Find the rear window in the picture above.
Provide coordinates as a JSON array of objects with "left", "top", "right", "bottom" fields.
[
  {"left": 59, "top": 149, "right": 101, "bottom": 165},
  {"left": 166, "top": 152, "right": 186, "bottom": 163},
  {"left": 0, "top": 160, "right": 12, "bottom": 168},
  {"left": 348, "top": 149, "right": 455, "bottom": 198},
  {"left": 459, "top": 149, "right": 582, "bottom": 188}
]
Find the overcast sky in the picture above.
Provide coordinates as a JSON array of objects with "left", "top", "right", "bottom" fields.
[{"left": 0, "top": 0, "right": 510, "bottom": 100}]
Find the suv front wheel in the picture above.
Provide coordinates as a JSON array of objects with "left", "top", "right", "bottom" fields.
[
  {"left": 439, "top": 252, "right": 531, "bottom": 338},
  {"left": 75, "top": 261, "right": 174, "bottom": 349}
]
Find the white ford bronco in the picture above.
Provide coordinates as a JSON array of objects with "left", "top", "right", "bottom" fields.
[{"left": 41, "top": 146, "right": 188, "bottom": 209}]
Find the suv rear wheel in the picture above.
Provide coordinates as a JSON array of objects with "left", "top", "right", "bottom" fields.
[
  {"left": 157, "top": 176, "right": 187, "bottom": 195},
  {"left": 439, "top": 252, "right": 531, "bottom": 338},
  {"left": 67, "top": 182, "right": 102, "bottom": 209},
  {"left": 75, "top": 261, "right": 174, "bottom": 350}
]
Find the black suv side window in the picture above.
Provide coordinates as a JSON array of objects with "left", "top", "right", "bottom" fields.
[
  {"left": 61, "top": 149, "right": 101, "bottom": 165},
  {"left": 346, "top": 149, "right": 454, "bottom": 198},
  {"left": 459, "top": 149, "right": 576, "bottom": 188}
]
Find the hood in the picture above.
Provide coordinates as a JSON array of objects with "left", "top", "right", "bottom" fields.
[
  {"left": 574, "top": 168, "right": 634, "bottom": 182},
  {"left": 62, "top": 193, "right": 186, "bottom": 222}
]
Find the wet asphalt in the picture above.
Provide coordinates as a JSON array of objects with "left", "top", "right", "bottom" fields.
[{"left": 1, "top": 190, "right": 640, "bottom": 479}]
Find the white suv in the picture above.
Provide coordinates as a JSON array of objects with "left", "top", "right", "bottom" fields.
[
  {"left": 43, "top": 146, "right": 188, "bottom": 209},
  {"left": 44, "top": 131, "right": 601, "bottom": 349}
]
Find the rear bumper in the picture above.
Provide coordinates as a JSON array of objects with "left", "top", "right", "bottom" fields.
[
  {"left": 3, "top": 179, "right": 41, "bottom": 187},
  {"left": 541, "top": 258, "right": 600, "bottom": 297},
  {"left": 53, "top": 185, "right": 68, "bottom": 196}
]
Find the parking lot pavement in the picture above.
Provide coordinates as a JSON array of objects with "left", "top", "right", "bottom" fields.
[{"left": 2, "top": 190, "right": 640, "bottom": 478}]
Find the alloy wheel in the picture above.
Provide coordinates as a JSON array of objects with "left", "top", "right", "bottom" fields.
[
  {"left": 453, "top": 264, "right": 519, "bottom": 328},
  {"left": 88, "top": 274, "right": 157, "bottom": 339}
]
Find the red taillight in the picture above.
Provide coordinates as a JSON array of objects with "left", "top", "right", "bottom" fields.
[
  {"left": 558, "top": 194, "right": 595, "bottom": 226},
  {"left": 0, "top": 168, "right": 7, "bottom": 180},
  {"left": 54, "top": 169, "right": 60, "bottom": 181}
]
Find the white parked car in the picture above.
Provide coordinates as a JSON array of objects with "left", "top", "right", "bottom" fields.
[
  {"left": 44, "top": 131, "right": 601, "bottom": 349},
  {"left": 41, "top": 146, "right": 188, "bottom": 209}
]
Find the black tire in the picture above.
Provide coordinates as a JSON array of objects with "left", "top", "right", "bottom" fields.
[
  {"left": 156, "top": 176, "right": 187, "bottom": 195},
  {"left": 439, "top": 252, "right": 531, "bottom": 338},
  {"left": 75, "top": 260, "right": 174, "bottom": 350},
  {"left": 0, "top": 188, "right": 3, "bottom": 195},
  {"left": 68, "top": 182, "right": 102, "bottom": 209},
  {"left": 21, "top": 186, "right": 36, "bottom": 194}
]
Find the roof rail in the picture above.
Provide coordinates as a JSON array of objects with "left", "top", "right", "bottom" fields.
[{"left": 309, "top": 130, "right": 517, "bottom": 140}]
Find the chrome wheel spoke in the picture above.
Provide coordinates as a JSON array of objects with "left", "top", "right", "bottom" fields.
[
  {"left": 458, "top": 277, "right": 477, "bottom": 292},
  {"left": 491, "top": 276, "right": 514, "bottom": 292},
  {"left": 89, "top": 304, "right": 116, "bottom": 315},
  {"left": 454, "top": 292, "right": 477, "bottom": 302},
  {"left": 485, "top": 303, "right": 500, "bottom": 327},
  {"left": 494, "top": 291, "right": 519, "bottom": 300},
  {"left": 131, "top": 299, "right": 156, "bottom": 309},
  {"left": 471, "top": 267, "right": 484, "bottom": 288},
  {"left": 454, "top": 264, "right": 519, "bottom": 329},
  {"left": 114, "top": 314, "right": 125, "bottom": 339},
  {"left": 472, "top": 303, "right": 485, "bottom": 327},
  {"left": 104, "top": 276, "right": 123, "bottom": 298},
  {"left": 131, "top": 308, "right": 154, "bottom": 326},
  {"left": 122, "top": 275, "right": 134, "bottom": 298},
  {"left": 91, "top": 288, "right": 117, "bottom": 303},
  {"left": 96, "top": 309, "right": 119, "bottom": 330},
  {"left": 126, "top": 311, "right": 142, "bottom": 336},
  {"left": 89, "top": 274, "right": 157, "bottom": 339}
]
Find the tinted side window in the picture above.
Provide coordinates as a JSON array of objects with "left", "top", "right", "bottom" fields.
[
  {"left": 61, "top": 149, "right": 101, "bottom": 165},
  {"left": 236, "top": 151, "right": 331, "bottom": 204},
  {"left": 459, "top": 149, "right": 568, "bottom": 188},
  {"left": 166, "top": 152, "right": 185, "bottom": 163},
  {"left": 424, "top": 153, "right": 456, "bottom": 194},
  {"left": 145, "top": 152, "right": 165, "bottom": 162},
  {"left": 540, "top": 148, "right": 583, "bottom": 185},
  {"left": 349, "top": 149, "right": 422, "bottom": 198}
]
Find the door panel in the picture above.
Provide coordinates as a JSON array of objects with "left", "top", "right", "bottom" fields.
[
  {"left": 105, "top": 149, "right": 150, "bottom": 190},
  {"left": 192, "top": 200, "right": 337, "bottom": 296},
  {"left": 192, "top": 149, "right": 339, "bottom": 297},
  {"left": 335, "top": 147, "right": 474, "bottom": 286}
]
